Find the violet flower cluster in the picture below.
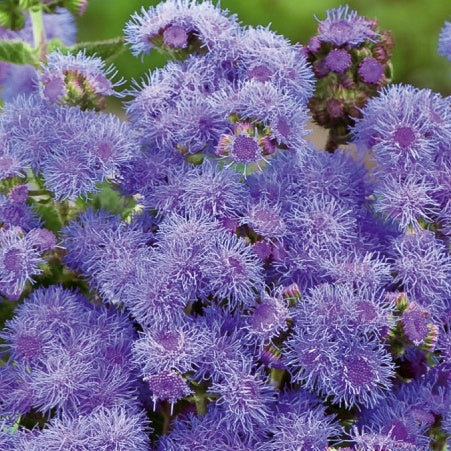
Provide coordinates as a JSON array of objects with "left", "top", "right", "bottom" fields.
[{"left": 0, "top": 1, "right": 450, "bottom": 449}]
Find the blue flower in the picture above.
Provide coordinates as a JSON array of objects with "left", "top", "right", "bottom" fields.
[
  {"left": 124, "top": 0, "right": 239, "bottom": 57},
  {"left": 315, "top": 5, "right": 379, "bottom": 47}
]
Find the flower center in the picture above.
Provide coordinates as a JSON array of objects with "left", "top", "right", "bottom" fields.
[
  {"left": 231, "top": 135, "right": 260, "bottom": 164},
  {"left": 394, "top": 126, "right": 415, "bottom": 148}
]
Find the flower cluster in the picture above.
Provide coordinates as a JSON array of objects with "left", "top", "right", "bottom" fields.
[
  {"left": 0, "top": 1, "right": 449, "bottom": 450},
  {"left": 306, "top": 5, "right": 395, "bottom": 150}
]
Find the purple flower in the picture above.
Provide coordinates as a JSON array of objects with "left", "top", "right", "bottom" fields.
[
  {"left": 209, "top": 365, "right": 276, "bottom": 434},
  {"left": 0, "top": 195, "right": 41, "bottom": 231},
  {"left": 391, "top": 230, "right": 450, "bottom": 315},
  {"left": 0, "top": 227, "right": 44, "bottom": 300},
  {"left": 286, "top": 195, "right": 357, "bottom": 252},
  {"left": 320, "top": 249, "right": 392, "bottom": 291},
  {"left": 145, "top": 370, "right": 192, "bottom": 412},
  {"left": 0, "top": 94, "right": 58, "bottom": 172},
  {"left": 237, "top": 26, "right": 315, "bottom": 103},
  {"left": 325, "top": 48, "right": 352, "bottom": 73},
  {"left": 180, "top": 159, "right": 249, "bottom": 218},
  {"left": 202, "top": 232, "right": 264, "bottom": 308},
  {"left": 244, "top": 293, "right": 290, "bottom": 347},
  {"left": 263, "top": 407, "right": 342, "bottom": 451},
  {"left": 41, "top": 107, "right": 137, "bottom": 200},
  {"left": 401, "top": 303, "right": 432, "bottom": 346},
  {"left": 124, "top": 0, "right": 239, "bottom": 57},
  {"left": 352, "top": 85, "right": 443, "bottom": 172},
  {"left": 21, "top": 407, "right": 151, "bottom": 451},
  {"left": 132, "top": 320, "right": 207, "bottom": 375},
  {"left": 373, "top": 174, "right": 440, "bottom": 231},
  {"left": 438, "top": 21, "right": 451, "bottom": 60},
  {"left": 315, "top": 5, "right": 379, "bottom": 47},
  {"left": 358, "top": 57, "right": 385, "bottom": 83}
]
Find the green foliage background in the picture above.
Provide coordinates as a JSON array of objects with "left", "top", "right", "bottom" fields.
[{"left": 76, "top": 0, "right": 451, "bottom": 97}]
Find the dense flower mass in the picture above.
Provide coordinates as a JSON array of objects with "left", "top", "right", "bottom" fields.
[{"left": 0, "top": 1, "right": 449, "bottom": 449}]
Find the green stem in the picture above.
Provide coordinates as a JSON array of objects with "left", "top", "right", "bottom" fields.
[{"left": 29, "top": 7, "right": 46, "bottom": 60}]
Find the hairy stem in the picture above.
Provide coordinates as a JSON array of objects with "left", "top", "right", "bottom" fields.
[{"left": 29, "top": 7, "right": 47, "bottom": 60}]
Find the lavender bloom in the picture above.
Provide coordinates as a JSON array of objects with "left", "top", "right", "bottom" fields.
[
  {"left": 132, "top": 320, "right": 207, "bottom": 375},
  {"left": 438, "top": 21, "right": 451, "bottom": 60},
  {"left": 61, "top": 208, "right": 121, "bottom": 273},
  {"left": 237, "top": 25, "right": 315, "bottom": 103},
  {"left": 401, "top": 303, "right": 433, "bottom": 346},
  {"left": 358, "top": 57, "right": 385, "bottom": 84},
  {"left": 157, "top": 405, "right": 261, "bottom": 450},
  {"left": 145, "top": 370, "right": 192, "bottom": 412},
  {"left": 315, "top": 5, "right": 379, "bottom": 47},
  {"left": 240, "top": 198, "right": 286, "bottom": 241},
  {"left": 293, "top": 283, "right": 394, "bottom": 337},
  {"left": 39, "top": 50, "right": 123, "bottom": 107},
  {"left": 352, "top": 85, "right": 446, "bottom": 172},
  {"left": 0, "top": 195, "right": 41, "bottom": 231},
  {"left": 361, "top": 396, "right": 432, "bottom": 450},
  {"left": 284, "top": 326, "right": 394, "bottom": 408},
  {"left": 22, "top": 407, "right": 151, "bottom": 451},
  {"left": 180, "top": 159, "right": 249, "bottom": 218},
  {"left": 244, "top": 293, "right": 290, "bottom": 348},
  {"left": 202, "top": 232, "right": 264, "bottom": 308},
  {"left": 325, "top": 48, "right": 352, "bottom": 73},
  {"left": 42, "top": 107, "right": 137, "bottom": 201},
  {"left": 124, "top": 0, "right": 239, "bottom": 57},
  {"left": 373, "top": 174, "right": 440, "bottom": 231},
  {"left": 328, "top": 339, "right": 394, "bottom": 409},
  {"left": 0, "top": 8, "right": 77, "bottom": 101},
  {"left": 0, "top": 94, "right": 57, "bottom": 172},
  {"left": 286, "top": 195, "right": 357, "bottom": 252},
  {"left": 0, "top": 227, "right": 44, "bottom": 300},
  {"left": 262, "top": 407, "right": 342, "bottom": 451},
  {"left": 209, "top": 365, "right": 276, "bottom": 434},
  {"left": 348, "top": 426, "right": 423, "bottom": 451},
  {"left": 320, "top": 248, "right": 392, "bottom": 291},
  {"left": 391, "top": 230, "right": 450, "bottom": 315},
  {"left": 121, "top": 263, "right": 189, "bottom": 326}
]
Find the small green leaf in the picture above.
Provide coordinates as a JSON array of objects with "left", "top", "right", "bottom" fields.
[
  {"left": 32, "top": 203, "right": 63, "bottom": 233},
  {"left": 0, "top": 1, "right": 26, "bottom": 31},
  {"left": 65, "top": 37, "right": 125, "bottom": 62},
  {"left": 0, "top": 40, "right": 38, "bottom": 66}
]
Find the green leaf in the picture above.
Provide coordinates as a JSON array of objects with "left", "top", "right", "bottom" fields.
[
  {"left": 0, "top": 40, "right": 38, "bottom": 66},
  {"left": 64, "top": 37, "right": 125, "bottom": 62},
  {"left": 0, "top": 0, "right": 26, "bottom": 31},
  {"left": 32, "top": 203, "right": 63, "bottom": 233}
]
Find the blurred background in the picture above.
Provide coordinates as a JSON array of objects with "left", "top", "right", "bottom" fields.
[{"left": 76, "top": 0, "right": 451, "bottom": 96}]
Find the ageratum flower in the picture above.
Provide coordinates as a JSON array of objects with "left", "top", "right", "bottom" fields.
[
  {"left": 202, "top": 232, "right": 264, "bottom": 308},
  {"left": 391, "top": 230, "right": 450, "bottom": 316},
  {"left": 20, "top": 407, "right": 151, "bottom": 451},
  {"left": 237, "top": 25, "right": 315, "bottom": 103},
  {"left": 132, "top": 319, "right": 208, "bottom": 375},
  {"left": 0, "top": 227, "right": 44, "bottom": 300},
  {"left": 315, "top": 5, "right": 379, "bottom": 47},
  {"left": 209, "top": 365, "right": 276, "bottom": 434},
  {"left": 352, "top": 85, "right": 446, "bottom": 172},
  {"left": 0, "top": 194, "right": 41, "bottom": 231},
  {"left": 180, "top": 159, "right": 249, "bottom": 218},
  {"left": 373, "top": 174, "right": 440, "bottom": 232},
  {"left": 124, "top": 0, "right": 239, "bottom": 57},
  {"left": 285, "top": 195, "right": 357, "bottom": 252},
  {"left": 0, "top": 94, "right": 58, "bottom": 172},
  {"left": 39, "top": 50, "right": 123, "bottom": 108},
  {"left": 42, "top": 107, "right": 137, "bottom": 201},
  {"left": 262, "top": 407, "right": 342, "bottom": 451},
  {"left": 145, "top": 370, "right": 192, "bottom": 413},
  {"left": 438, "top": 21, "right": 451, "bottom": 61}
]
